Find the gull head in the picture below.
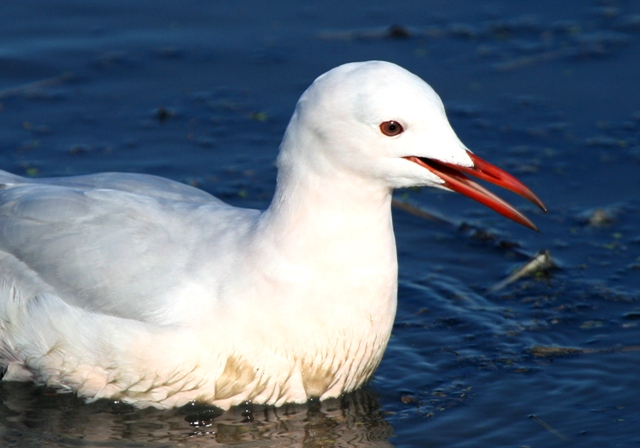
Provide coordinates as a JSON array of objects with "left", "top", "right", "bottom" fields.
[{"left": 277, "top": 61, "right": 546, "bottom": 230}]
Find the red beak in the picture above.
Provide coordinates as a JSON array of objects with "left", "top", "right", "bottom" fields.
[{"left": 405, "top": 151, "right": 547, "bottom": 231}]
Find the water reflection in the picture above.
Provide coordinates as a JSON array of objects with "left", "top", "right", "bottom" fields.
[{"left": 0, "top": 382, "right": 394, "bottom": 447}]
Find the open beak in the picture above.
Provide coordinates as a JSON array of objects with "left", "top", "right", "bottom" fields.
[{"left": 405, "top": 151, "right": 547, "bottom": 231}]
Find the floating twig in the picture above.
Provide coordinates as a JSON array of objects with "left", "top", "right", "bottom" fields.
[
  {"left": 529, "top": 414, "right": 568, "bottom": 441},
  {"left": 490, "top": 250, "right": 555, "bottom": 292},
  {"left": 0, "top": 72, "right": 74, "bottom": 99},
  {"left": 493, "top": 48, "right": 573, "bottom": 71},
  {"left": 391, "top": 198, "right": 449, "bottom": 223}
]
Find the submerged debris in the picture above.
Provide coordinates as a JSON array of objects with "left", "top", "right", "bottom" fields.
[
  {"left": 387, "top": 24, "right": 412, "bottom": 39},
  {"left": 582, "top": 208, "right": 616, "bottom": 227},
  {"left": 318, "top": 25, "right": 417, "bottom": 40},
  {"left": 490, "top": 250, "right": 556, "bottom": 291},
  {"left": 530, "top": 344, "right": 640, "bottom": 358},
  {"left": 529, "top": 345, "right": 584, "bottom": 357},
  {"left": 154, "top": 106, "right": 176, "bottom": 123}
]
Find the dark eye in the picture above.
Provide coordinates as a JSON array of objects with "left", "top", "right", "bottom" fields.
[{"left": 379, "top": 120, "right": 404, "bottom": 137}]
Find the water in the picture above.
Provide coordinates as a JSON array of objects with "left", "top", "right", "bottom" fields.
[{"left": 1, "top": 1, "right": 639, "bottom": 446}]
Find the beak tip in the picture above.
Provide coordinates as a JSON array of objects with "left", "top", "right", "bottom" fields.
[
  {"left": 529, "top": 195, "right": 547, "bottom": 215},
  {"left": 519, "top": 215, "right": 541, "bottom": 233}
]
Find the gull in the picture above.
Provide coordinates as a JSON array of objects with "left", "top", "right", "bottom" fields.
[{"left": 0, "top": 61, "right": 545, "bottom": 409}]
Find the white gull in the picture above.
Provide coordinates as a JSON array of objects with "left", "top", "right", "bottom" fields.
[{"left": 0, "top": 61, "right": 545, "bottom": 409}]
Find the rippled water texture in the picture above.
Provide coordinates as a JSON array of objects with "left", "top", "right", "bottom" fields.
[{"left": 1, "top": 1, "right": 639, "bottom": 446}]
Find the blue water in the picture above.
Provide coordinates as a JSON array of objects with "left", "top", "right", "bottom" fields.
[{"left": 1, "top": 1, "right": 639, "bottom": 446}]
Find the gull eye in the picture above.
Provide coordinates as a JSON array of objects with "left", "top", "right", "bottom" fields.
[{"left": 379, "top": 120, "right": 404, "bottom": 137}]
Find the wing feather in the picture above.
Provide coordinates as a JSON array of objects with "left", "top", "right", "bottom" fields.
[{"left": 0, "top": 170, "right": 259, "bottom": 323}]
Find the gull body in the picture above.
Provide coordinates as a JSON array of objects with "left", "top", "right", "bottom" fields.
[{"left": 0, "top": 61, "right": 544, "bottom": 409}]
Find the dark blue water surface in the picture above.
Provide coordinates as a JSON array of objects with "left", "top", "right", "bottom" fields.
[{"left": 1, "top": 1, "right": 639, "bottom": 446}]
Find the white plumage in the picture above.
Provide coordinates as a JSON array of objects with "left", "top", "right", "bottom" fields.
[{"left": 0, "top": 61, "right": 544, "bottom": 409}]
